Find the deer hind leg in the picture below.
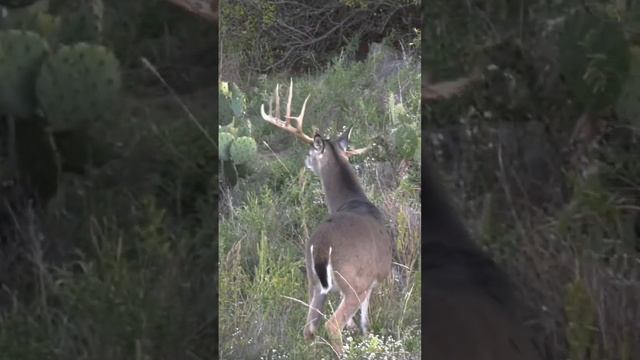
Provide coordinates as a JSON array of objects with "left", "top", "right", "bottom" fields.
[
  {"left": 359, "top": 286, "right": 374, "bottom": 336},
  {"left": 325, "top": 292, "right": 362, "bottom": 355},
  {"left": 345, "top": 316, "right": 358, "bottom": 331},
  {"left": 303, "top": 283, "right": 327, "bottom": 341}
]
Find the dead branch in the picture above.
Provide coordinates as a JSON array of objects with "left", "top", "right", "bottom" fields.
[{"left": 166, "top": 0, "right": 217, "bottom": 22}]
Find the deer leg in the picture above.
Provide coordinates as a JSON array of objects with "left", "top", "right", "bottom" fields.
[
  {"left": 359, "top": 287, "right": 374, "bottom": 336},
  {"left": 345, "top": 316, "right": 358, "bottom": 331},
  {"left": 325, "top": 293, "right": 361, "bottom": 355},
  {"left": 303, "top": 284, "right": 327, "bottom": 341}
]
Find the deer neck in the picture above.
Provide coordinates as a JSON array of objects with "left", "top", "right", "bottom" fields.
[
  {"left": 422, "top": 155, "right": 477, "bottom": 250},
  {"left": 319, "top": 155, "right": 368, "bottom": 214}
]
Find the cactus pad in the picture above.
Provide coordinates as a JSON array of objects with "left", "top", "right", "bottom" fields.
[
  {"left": 219, "top": 131, "right": 235, "bottom": 161},
  {"left": 58, "top": 0, "right": 103, "bottom": 44},
  {"left": 229, "top": 136, "right": 257, "bottom": 165},
  {"left": 36, "top": 42, "right": 121, "bottom": 130},
  {"left": 0, "top": 29, "right": 49, "bottom": 117},
  {"left": 0, "top": 8, "right": 61, "bottom": 44}
]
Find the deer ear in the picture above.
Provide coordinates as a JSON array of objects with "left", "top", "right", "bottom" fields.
[
  {"left": 313, "top": 133, "right": 324, "bottom": 152},
  {"left": 337, "top": 127, "right": 351, "bottom": 152}
]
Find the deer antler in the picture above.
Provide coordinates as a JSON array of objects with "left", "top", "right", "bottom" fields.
[
  {"left": 423, "top": 67, "right": 482, "bottom": 101},
  {"left": 345, "top": 146, "right": 370, "bottom": 158},
  {"left": 260, "top": 79, "right": 314, "bottom": 144},
  {"left": 165, "top": 0, "right": 217, "bottom": 22},
  {"left": 260, "top": 79, "right": 370, "bottom": 157}
]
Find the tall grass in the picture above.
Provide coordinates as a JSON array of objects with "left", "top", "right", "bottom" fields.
[
  {"left": 429, "top": 119, "right": 640, "bottom": 358},
  {"left": 0, "top": 196, "right": 216, "bottom": 360}
]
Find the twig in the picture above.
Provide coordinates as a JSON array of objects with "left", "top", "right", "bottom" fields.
[
  {"left": 497, "top": 142, "right": 528, "bottom": 241},
  {"left": 262, "top": 140, "right": 290, "bottom": 174},
  {"left": 165, "top": 0, "right": 217, "bottom": 22},
  {"left": 280, "top": 294, "right": 326, "bottom": 319},
  {"left": 140, "top": 57, "right": 216, "bottom": 147}
]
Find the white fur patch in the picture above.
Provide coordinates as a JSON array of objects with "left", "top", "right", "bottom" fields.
[{"left": 320, "top": 246, "right": 333, "bottom": 294}]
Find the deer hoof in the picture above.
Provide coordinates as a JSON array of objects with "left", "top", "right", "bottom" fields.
[
  {"left": 324, "top": 323, "right": 344, "bottom": 355},
  {"left": 303, "top": 326, "right": 315, "bottom": 341}
]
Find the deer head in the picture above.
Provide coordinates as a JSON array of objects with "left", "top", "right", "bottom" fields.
[{"left": 261, "top": 80, "right": 370, "bottom": 213}]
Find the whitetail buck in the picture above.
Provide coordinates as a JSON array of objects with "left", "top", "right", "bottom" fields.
[{"left": 260, "top": 80, "right": 393, "bottom": 356}]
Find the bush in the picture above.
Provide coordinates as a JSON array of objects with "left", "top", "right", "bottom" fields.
[{"left": 220, "top": 0, "right": 420, "bottom": 74}]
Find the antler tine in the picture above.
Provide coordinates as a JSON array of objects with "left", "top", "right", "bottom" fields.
[
  {"left": 260, "top": 80, "right": 314, "bottom": 144},
  {"left": 285, "top": 78, "right": 293, "bottom": 124},
  {"left": 274, "top": 83, "right": 281, "bottom": 123},
  {"left": 267, "top": 86, "right": 273, "bottom": 117},
  {"left": 290, "top": 94, "right": 310, "bottom": 132},
  {"left": 345, "top": 146, "right": 370, "bottom": 158},
  {"left": 284, "top": 78, "right": 310, "bottom": 134}
]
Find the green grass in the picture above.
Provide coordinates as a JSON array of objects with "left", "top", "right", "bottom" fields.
[
  {"left": 0, "top": 196, "right": 216, "bottom": 360},
  {"left": 219, "top": 44, "right": 421, "bottom": 359}
]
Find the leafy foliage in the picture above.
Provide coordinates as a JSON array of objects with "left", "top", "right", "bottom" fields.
[{"left": 559, "top": 11, "right": 630, "bottom": 112}]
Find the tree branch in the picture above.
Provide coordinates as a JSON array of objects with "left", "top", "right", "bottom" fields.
[{"left": 166, "top": 0, "right": 217, "bottom": 22}]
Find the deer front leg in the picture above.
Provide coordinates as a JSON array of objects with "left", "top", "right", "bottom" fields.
[
  {"left": 303, "top": 284, "right": 327, "bottom": 341},
  {"left": 325, "top": 293, "right": 361, "bottom": 355}
]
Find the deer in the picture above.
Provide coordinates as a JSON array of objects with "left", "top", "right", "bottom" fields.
[{"left": 260, "top": 80, "right": 393, "bottom": 356}]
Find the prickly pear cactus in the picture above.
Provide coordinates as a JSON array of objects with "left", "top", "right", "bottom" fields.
[
  {"left": 0, "top": 29, "right": 49, "bottom": 117},
  {"left": 219, "top": 131, "right": 235, "bottom": 161},
  {"left": 229, "top": 136, "right": 257, "bottom": 165},
  {"left": 559, "top": 12, "right": 630, "bottom": 112},
  {"left": 394, "top": 124, "right": 419, "bottom": 161},
  {"left": 219, "top": 91, "right": 233, "bottom": 126},
  {"left": 58, "top": 0, "right": 103, "bottom": 44},
  {"left": 1, "top": 10, "right": 61, "bottom": 44},
  {"left": 219, "top": 81, "right": 245, "bottom": 126},
  {"left": 36, "top": 42, "right": 121, "bottom": 130}
]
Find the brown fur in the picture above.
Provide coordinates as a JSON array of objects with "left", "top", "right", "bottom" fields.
[{"left": 302, "top": 132, "right": 392, "bottom": 356}]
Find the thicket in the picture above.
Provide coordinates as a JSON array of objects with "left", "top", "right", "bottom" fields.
[{"left": 220, "top": 0, "right": 420, "bottom": 79}]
